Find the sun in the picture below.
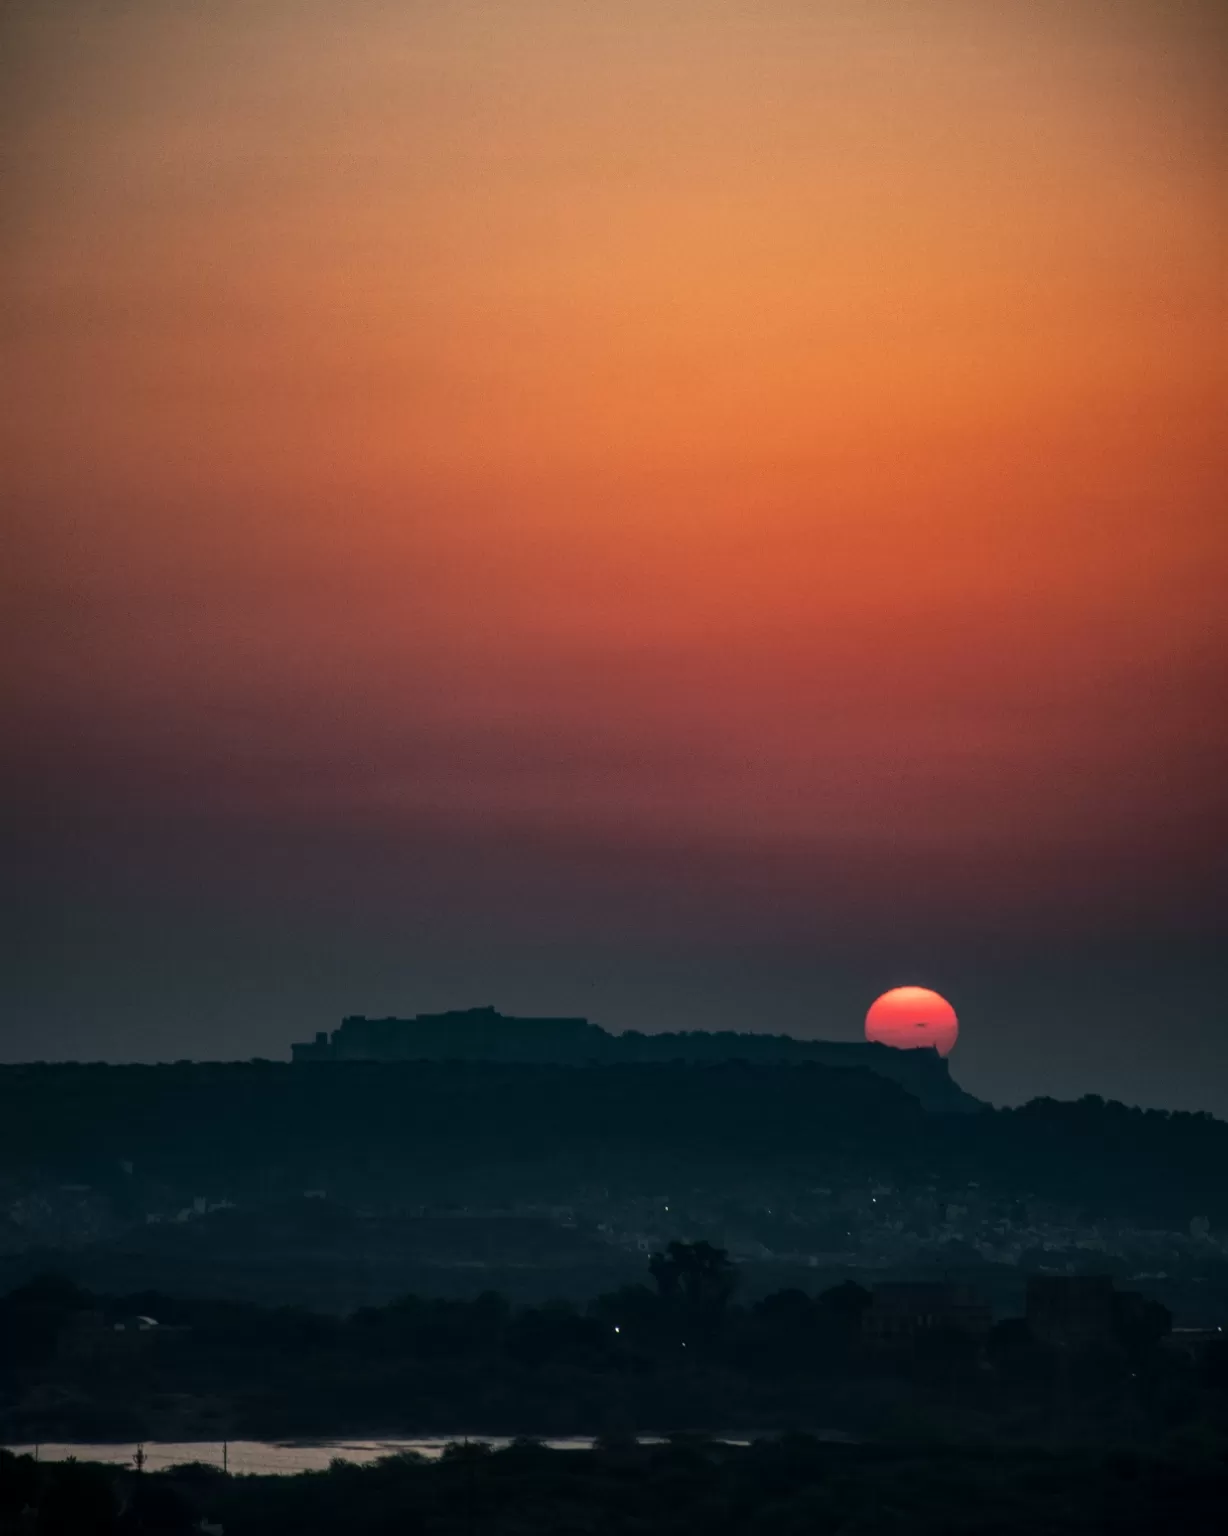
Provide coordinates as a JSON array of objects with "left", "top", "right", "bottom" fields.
[{"left": 865, "top": 986, "right": 959, "bottom": 1056}]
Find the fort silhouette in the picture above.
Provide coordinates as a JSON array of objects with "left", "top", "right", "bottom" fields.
[{"left": 291, "top": 1006, "right": 979, "bottom": 1112}]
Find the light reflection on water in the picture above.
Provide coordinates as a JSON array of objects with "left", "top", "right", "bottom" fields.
[{"left": 3, "top": 1435, "right": 759, "bottom": 1476}]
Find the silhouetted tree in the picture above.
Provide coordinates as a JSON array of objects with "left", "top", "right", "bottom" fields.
[
  {"left": 0, "top": 1449, "right": 39, "bottom": 1520},
  {"left": 1114, "top": 1296, "right": 1172, "bottom": 1361},
  {"left": 0, "top": 1273, "right": 94, "bottom": 1374},
  {"left": 117, "top": 1477, "right": 196, "bottom": 1535},
  {"left": 649, "top": 1241, "right": 736, "bottom": 1345},
  {"left": 816, "top": 1280, "right": 871, "bottom": 1329},
  {"left": 35, "top": 1460, "right": 120, "bottom": 1536}
]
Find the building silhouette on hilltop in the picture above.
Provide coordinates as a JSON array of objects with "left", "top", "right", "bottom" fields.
[
  {"left": 293, "top": 1007, "right": 607, "bottom": 1064},
  {"left": 291, "top": 1006, "right": 980, "bottom": 1112}
]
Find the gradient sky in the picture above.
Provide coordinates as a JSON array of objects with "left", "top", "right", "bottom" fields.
[{"left": 4, "top": 1, "right": 1226, "bottom": 1112}]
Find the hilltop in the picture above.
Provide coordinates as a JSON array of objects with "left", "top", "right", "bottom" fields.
[{"left": 292, "top": 1007, "right": 980, "bottom": 1113}]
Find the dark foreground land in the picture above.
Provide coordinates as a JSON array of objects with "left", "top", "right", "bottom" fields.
[{"left": 5, "top": 1435, "right": 1228, "bottom": 1535}]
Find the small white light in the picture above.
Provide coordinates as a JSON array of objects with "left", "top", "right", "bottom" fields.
[{"left": 614, "top": 1325, "right": 620, "bottom": 1333}]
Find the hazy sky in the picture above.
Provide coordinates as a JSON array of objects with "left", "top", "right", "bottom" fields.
[{"left": 4, "top": 1, "right": 1226, "bottom": 1112}]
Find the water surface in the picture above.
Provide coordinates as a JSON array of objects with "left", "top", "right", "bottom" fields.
[{"left": 3, "top": 1435, "right": 766, "bottom": 1475}]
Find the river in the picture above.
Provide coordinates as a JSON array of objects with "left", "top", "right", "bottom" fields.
[{"left": 2, "top": 1435, "right": 772, "bottom": 1476}]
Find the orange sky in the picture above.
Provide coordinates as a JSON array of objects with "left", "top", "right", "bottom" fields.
[{"left": 3, "top": 1, "right": 1227, "bottom": 1095}]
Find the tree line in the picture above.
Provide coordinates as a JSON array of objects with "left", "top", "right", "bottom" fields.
[{"left": 3, "top": 1246, "right": 1223, "bottom": 1449}]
